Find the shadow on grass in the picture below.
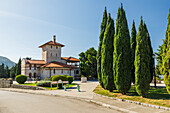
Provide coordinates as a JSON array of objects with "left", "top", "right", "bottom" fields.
[{"left": 127, "top": 87, "right": 170, "bottom": 100}]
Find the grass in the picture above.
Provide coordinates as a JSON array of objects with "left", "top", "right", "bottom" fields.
[
  {"left": 19, "top": 83, "right": 77, "bottom": 90},
  {"left": 93, "top": 85, "right": 170, "bottom": 108}
]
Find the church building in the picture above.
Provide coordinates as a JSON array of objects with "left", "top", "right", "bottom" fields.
[{"left": 21, "top": 35, "right": 80, "bottom": 80}]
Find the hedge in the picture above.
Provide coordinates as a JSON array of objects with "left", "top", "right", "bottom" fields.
[
  {"left": 15, "top": 75, "right": 27, "bottom": 84},
  {"left": 52, "top": 75, "right": 68, "bottom": 81}
]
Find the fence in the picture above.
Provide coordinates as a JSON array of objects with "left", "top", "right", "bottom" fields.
[{"left": 0, "top": 80, "right": 13, "bottom": 88}]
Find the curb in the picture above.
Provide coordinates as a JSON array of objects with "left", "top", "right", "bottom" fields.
[
  {"left": 0, "top": 88, "right": 136, "bottom": 113},
  {"left": 93, "top": 92, "right": 170, "bottom": 111}
]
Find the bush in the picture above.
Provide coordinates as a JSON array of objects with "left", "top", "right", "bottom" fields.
[
  {"left": 36, "top": 81, "right": 51, "bottom": 87},
  {"left": 67, "top": 76, "right": 73, "bottom": 84},
  {"left": 52, "top": 75, "right": 68, "bottom": 81},
  {"left": 50, "top": 75, "right": 55, "bottom": 81},
  {"left": 15, "top": 75, "right": 27, "bottom": 84},
  {"left": 44, "top": 77, "right": 49, "bottom": 81}
]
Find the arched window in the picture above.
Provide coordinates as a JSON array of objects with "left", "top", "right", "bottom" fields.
[
  {"left": 56, "top": 53, "right": 57, "bottom": 57},
  {"left": 53, "top": 69, "right": 55, "bottom": 74},
  {"left": 51, "top": 53, "right": 52, "bottom": 56},
  {"left": 56, "top": 46, "right": 58, "bottom": 49},
  {"left": 29, "top": 73, "right": 32, "bottom": 78},
  {"left": 34, "top": 73, "right": 36, "bottom": 78},
  {"left": 76, "top": 70, "right": 79, "bottom": 74},
  {"left": 51, "top": 46, "right": 52, "bottom": 48},
  {"left": 61, "top": 69, "right": 63, "bottom": 73},
  {"left": 29, "top": 64, "right": 31, "bottom": 70}
]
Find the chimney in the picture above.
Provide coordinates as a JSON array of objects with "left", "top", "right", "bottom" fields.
[{"left": 53, "top": 35, "right": 56, "bottom": 43}]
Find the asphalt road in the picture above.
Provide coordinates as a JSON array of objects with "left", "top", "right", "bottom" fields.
[{"left": 0, "top": 90, "right": 120, "bottom": 113}]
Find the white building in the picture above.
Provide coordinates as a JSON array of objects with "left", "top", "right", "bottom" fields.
[{"left": 21, "top": 35, "right": 80, "bottom": 80}]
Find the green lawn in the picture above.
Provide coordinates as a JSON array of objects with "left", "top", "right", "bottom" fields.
[
  {"left": 93, "top": 85, "right": 170, "bottom": 107},
  {"left": 20, "top": 83, "right": 77, "bottom": 90}
]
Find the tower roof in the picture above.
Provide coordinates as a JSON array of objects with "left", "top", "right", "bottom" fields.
[{"left": 39, "top": 35, "right": 65, "bottom": 48}]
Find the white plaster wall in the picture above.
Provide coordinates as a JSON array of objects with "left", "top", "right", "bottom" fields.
[{"left": 21, "top": 59, "right": 26, "bottom": 75}]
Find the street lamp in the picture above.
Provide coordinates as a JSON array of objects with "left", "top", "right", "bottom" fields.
[{"left": 152, "top": 54, "right": 157, "bottom": 88}]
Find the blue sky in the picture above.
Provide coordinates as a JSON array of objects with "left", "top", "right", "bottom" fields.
[{"left": 0, "top": 0, "right": 169, "bottom": 63}]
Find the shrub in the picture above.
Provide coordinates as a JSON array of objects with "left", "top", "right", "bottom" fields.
[
  {"left": 15, "top": 75, "right": 27, "bottom": 84},
  {"left": 67, "top": 76, "right": 73, "bottom": 84},
  {"left": 44, "top": 77, "right": 49, "bottom": 81},
  {"left": 52, "top": 75, "right": 68, "bottom": 81},
  {"left": 50, "top": 75, "right": 55, "bottom": 81},
  {"left": 36, "top": 81, "right": 51, "bottom": 87}
]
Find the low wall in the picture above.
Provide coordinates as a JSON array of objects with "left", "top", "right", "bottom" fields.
[
  {"left": 0, "top": 80, "right": 13, "bottom": 88},
  {"left": 11, "top": 84, "right": 46, "bottom": 90}
]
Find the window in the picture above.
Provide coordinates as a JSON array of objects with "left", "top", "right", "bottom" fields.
[
  {"left": 51, "top": 46, "right": 52, "bottom": 48},
  {"left": 29, "top": 64, "right": 31, "bottom": 70},
  {"left": 56, "top": 46, "right": 58, "bottom": 49},
  {"left": 53, "top": 69, "right": 55, "bottom": 74},
  {"left": 34, "top": 73, "right": 36, "bottom": 78},
  {"left": 56, "top": 53, "right": 57, "bottom": 57},
  {"left": 34, "top": 64, "right": 36, "bottom": 70},
  {"left": 29, "top": 73, "right": 32, "bottom": 78},
  {"left": 76, "top": 70, "right": 79, "bottom": 74},
  {"left": 61, "top": 69, "right": 63, "bottom": 73},
  {"left": 51, "top": 53, "right": 52, "bottom": 56}
]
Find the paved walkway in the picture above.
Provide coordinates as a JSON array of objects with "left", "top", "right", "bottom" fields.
[
  {"left": 1, "top": 81, "right": 99, "bottom": 99},
  {"left": 0, "top": 81, "right": 169, "bottom": 113}
]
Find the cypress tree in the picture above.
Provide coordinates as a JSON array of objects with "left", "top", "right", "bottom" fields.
[
  {"left": 143, "top": 23, "right": 154, "bottom": 83},
  {"left": 130, "top": 20, "right": 137, "bottom": 84},
  {"left": 16, "top": 58, "right": 21, "bottom": 76},
  {"left": 5, "top": 65, "right": 10, "bottom": 79},
  {"left": 97, "top": 7, "right": 107, "bottom": 87},
  {"left": 113, "top": 4, "right": 131, "bottom": 94},
  {"left": 135, "top": 17, "right": 151, "bottom": 97},
  {"left": 101, "top": 13, "right": 115, "bottom": 91},
  {"left": 161, "top": 8, "right": 170, "bottom": 94}
]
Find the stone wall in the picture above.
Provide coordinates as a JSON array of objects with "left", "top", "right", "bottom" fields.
[
  {"left": 11, "top": 84, "right": 46, "bottom": 90},
  {"left": 0, "top": 80, "right": 13, "bottom": 88}
]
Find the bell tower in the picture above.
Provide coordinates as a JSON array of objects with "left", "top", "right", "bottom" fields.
[{"left": 39, "top": 35, "right": 65, "bottom": 63}]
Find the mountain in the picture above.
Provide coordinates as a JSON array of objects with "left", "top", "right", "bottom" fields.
[{"left": 0, "top": 56, "right": 16, "bottom": 68}]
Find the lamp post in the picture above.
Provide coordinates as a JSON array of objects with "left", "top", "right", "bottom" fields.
[{"left": 152, "top": 54, "right": 157, "bottom": 88}]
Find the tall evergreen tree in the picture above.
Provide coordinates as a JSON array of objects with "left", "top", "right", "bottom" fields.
[
  {"left": 5, "top": 65, "right": 10, "bottom": 79},
  {"left": 0, "top": 63, "right": 5, "bottom": 78},
  {"left": 10, "top": 64, "right": 17, "bottom": 79},
  {"left": 130, "top": 20, "right": 137, "bottom": 84},
  {"left": 113, "top": 4, "right": 131, "bottom": 94},
  {"left": 135, "top": 17, "right": 151, "bottom": 97},
  {"left": 161, "top": 8, "right": 170, "bottom": 94},
  {"left": 97, "top": 7, "right": 107, "bottom": 87},
  {"left": 143, "top": 23, "right": 154, "bottom": 83},
  {"left": 101, "top": 13, "right": 115, "bottom": 91},
  {"left": 15, "top": 58, "right": 21, "bottom": 76}
]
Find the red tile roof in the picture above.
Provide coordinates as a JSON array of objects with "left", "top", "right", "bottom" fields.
[
  {"left": 61, "top": 57, "right": 80, "bottom": 62},
  {"left": 27, "top": 60, "right": 46, "bottom": 65},
  {"left": 39, "top": 41, "right": 65, "bottom": 48},
  {"left": 40, "top": 61, "right": 78, "bottom": 68}
]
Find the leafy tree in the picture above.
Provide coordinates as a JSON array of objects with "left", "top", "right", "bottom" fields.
[
  {"left": 155, "top": 45, "right": 163, "bottom": 75},
  {"left": 97, "top": 7, "right": 107, "bottom": 87},
  {"left": 130, "top": 20, "right": 137, "bottom": 84},
  {"left": 15, "top": 58, "right": 21, "bottom": 76},
  {"left": 79, "top": 47, "right": 97, "bottom": 78},
  {"left": 135, "top": 17, "right": 151, "bottom": 97},
  {"left": 161, "top": 8, "right": 170, "bottom": 94},
  {"left": 101, "top": 13, "right": 115, "bottom": 91},
  {"left": 113, "top": 4, "right": 131, "bottom": 94}
]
